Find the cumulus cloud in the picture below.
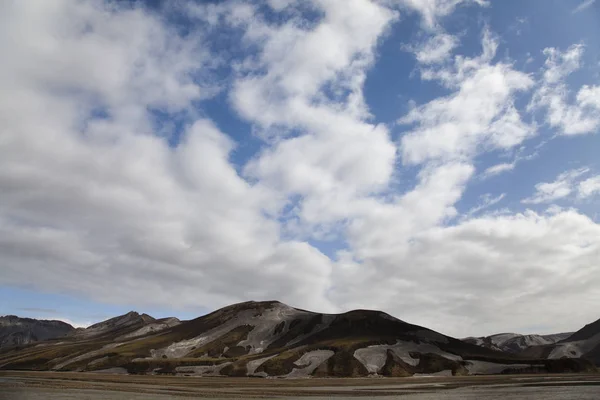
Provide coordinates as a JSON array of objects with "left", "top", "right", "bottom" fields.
[
  {"left": 529, "top": 45, "right": 600, "bottom": 135},
  {"left": 522, "top": 168, "right": 590, "bottom": 204},
  {"left": 0, "top": 0, "right": 335, "bottom": 312},
  {"left": 578, "top": 175, "right": 600, "bottom": 199},
  {"left": 400, "top": 29, "right": 534, "bottom": 164}
]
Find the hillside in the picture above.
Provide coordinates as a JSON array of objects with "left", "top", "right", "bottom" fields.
[
  {"left": 0, "top": 316, "right": 75, "bottom": 349},
  {"left": 0, "top": 302, "right": 595, "bottom": 377},
  {"left": 522, "top": 318, "right": 600, "bottom": 365},
  {"left": 463, "top": 332, "right": 572, "bottom": 354}
]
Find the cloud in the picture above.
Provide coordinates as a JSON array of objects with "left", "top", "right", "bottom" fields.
[
  {"left": 464, "top": 193, "right": 506, "bottom": 218},
  {"left": 572, "top": 0, "right": 596, "bottom": 14},
  {"left": 522, "top": 168, "right": 590, "bottom": 204},
  {"left": 400, "top": 29, "right": 534, "bottom": 165},
  {"left": 529, "top": 45, "right": 600, "bottom": 135},
  {"left": 578, "top": 175, "right": 600, "bottom": 199},
  {"left": 411, "top": 32, "right": 459, "bottom": 64},
  {"left": 483, "top": 162, "right": 516, "bottom": 177},
  {"left": 480, "top": 145, "right": 541, "bottom": 179},
  {"left": 0, "top": 0, "right": 335, "bottom": 313}
]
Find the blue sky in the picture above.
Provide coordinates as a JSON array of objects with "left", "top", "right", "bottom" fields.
[{"left": 1, "top": 0, "right": 599, "bottom": 337}]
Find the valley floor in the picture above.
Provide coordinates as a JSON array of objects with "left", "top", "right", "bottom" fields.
[{"left": 1, "top": 371, "right": 600, "bottom": 399}]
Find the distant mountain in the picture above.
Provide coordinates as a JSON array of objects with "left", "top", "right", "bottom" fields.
[
  {"left": 0, "top": 302, "right": 595, "bottom": 377},
  {"left": 521, "top": 318, "right": 600, "bottom": 365},
  {"left": 73, "top": 311, "right": 180, "bottom": 340},
  {"left": 463, "top": 332, "right": 573, "bottom": 354},
  {"left": 0, "top": 316, "right": 75, "bottom": 349}
]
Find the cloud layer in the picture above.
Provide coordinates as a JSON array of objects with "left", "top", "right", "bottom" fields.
[{"left": 1, "top": 0, "right": 599, "bottom": 337}]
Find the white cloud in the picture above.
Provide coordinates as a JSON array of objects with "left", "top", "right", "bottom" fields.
[
  {"left": 529, "top": 45, "right": 600, "bottom": 135},
  {"left": 231, "top": 0, "right": 397, "bottom": 129},
  {"left": 578, "top": 175, "right": 600, "bottom": 199},
  {"left": 572, "top": 0, "right": 596, "bottom": 14},
  {"left": 483, "top": 162, "right": 515, "bottom": 177},
  {"left": 464, "top": 193, "right": 506, "bottom": 218},
  {"left": 412, "top": 32, "right": 458, "bottom": 64},
  {"left": 0, "top": 0, "right": 335, "bottom": 313},
  {"left": 400, "top": 29, "right": 534, "bottom": 165},
  {"left": 522, "top": 168, "right": 589, "bottom": 204}
]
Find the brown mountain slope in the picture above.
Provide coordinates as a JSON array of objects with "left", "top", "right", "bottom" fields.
[{"left": 0, "top": 301, "right": 595, "bottom": 377}]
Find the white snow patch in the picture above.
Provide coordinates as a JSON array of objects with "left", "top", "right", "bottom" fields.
[
  {"left": 152, "top": 303, "right": 315, "bottom": 359},
  {"left": 237, "top": 304, "right": 308, "bottom": 354},
  {"left": 284, "top": 350, "right": 334, "bottom": 378},
  {"left": 246, "top": 354, "right": 277, "bottom": 377},
  {"left": 489, "top": 333, "right": 521, "bottom": 347},
  {"left": 52, "top": 343, "right": 123, "bottom": 370},
  {"left": 353, "top": 341, "right": 462, "bottom": 374}
]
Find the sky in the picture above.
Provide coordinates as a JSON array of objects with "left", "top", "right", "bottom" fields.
[{"left": 0, "top": 0, "right": 599, "bottom": 338}]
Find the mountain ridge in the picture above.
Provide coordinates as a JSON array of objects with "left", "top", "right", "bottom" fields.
[
  {"left": 0, "top": 315, "right": 75, "bottom": 350},
  {"left": 0, "top": 301, "right": 596, "bottom": 377}
]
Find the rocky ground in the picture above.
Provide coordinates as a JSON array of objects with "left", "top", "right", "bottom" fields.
[{"left": 2, "top": 370, "right": 600, "bottom": 399}]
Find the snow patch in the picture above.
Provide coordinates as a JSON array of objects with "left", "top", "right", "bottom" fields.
[
  {"left": 52, "top": 342, "right": 123, "bottom": 370},
  {"left": 353, "top": 341, "right": 461, "bottom": 374},
  {"left": 246, "top": 354, "right": 277, "bottom": 377},
  {"left": 152, "top": 302, "right": 315, "bottom": 359},
  {"left": 284, "top": 350, "right": 334, "bottom": 378}
]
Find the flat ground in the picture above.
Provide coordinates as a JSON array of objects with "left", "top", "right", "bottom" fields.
[{"left": 1, "top": 371, "right": 600, "bottom": 399}]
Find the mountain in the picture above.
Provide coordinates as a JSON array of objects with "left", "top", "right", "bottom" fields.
[
  {"left": 0, "top": 301, "right": 595, "bottom": 377},
  {"left": 463, "top": 332, "right": 573, "bottom": 354},
  {"left": 72, "top": 311, "right": 180, "bottom": 340},
  {"left": 521, "top": 318, "right": 600, "bottom": 365},
  {"left": 0, "top": 316, "right": 75, "bottom": 349}
]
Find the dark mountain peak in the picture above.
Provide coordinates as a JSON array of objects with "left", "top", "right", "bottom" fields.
[
  {"left": 561, "top": 317, "right": 600, "bottom": 342},
  {"left": 226, "top": 300, "right": 287, "bottom": 310},
  {"left": 75, "top": 311, "right": 157, "bottom": 339}
]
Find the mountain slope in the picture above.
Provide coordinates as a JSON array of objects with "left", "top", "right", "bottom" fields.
[
  {"left": 0, "top": 302, "right": 595, "bottom": 377},
  {"left": 521, "top": 318, "right": 600, "bottom": 365},
  {"left": 463, "top": 332, "right": 573, "bottom": 353},
  {"left": 0, "top": 316, "right": 75, "bottom": 349}
]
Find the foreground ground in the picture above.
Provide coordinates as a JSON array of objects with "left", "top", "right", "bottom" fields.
[{"left": 2, "top": 371, "right": 600, "bottom": 399}]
